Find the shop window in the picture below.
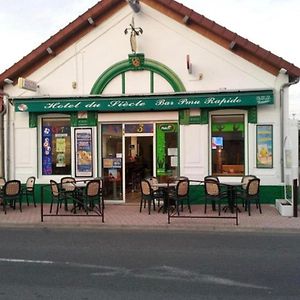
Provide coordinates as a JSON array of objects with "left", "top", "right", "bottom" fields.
[
  {"left": 211, "top": 115, "right": 244, "bottom": 176},
  {"left": 41, "top": 118, "right": 71, "bottom": 175}
]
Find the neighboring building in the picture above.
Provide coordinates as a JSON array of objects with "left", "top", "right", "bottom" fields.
[{"left": 0, "top": 0, "right": 300, "bottom": 204}]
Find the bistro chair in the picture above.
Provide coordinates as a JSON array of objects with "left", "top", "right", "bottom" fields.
[
  {"left": 140, "top": 179, "right": 156, "bottom": 215},
  {"left": 146, "top": 176, "right": 164, "bottom": 208},
  {"left": 0, "top": 180, "right": 22, "bottom": 214},
  {"left": 241, "top": 175, "right": 257, "bottom": 189},
  {"left": 237, "top": 175, "right": 257, "bottom": 207},
  {"left": 204, "top": 175, "right": 220, "bottom": 182},
  {"left": 60, "top": 177, "right": 77, "bottom": 211},
  {"left": 22, "top": 176, "right": 36, "bottom": 207},
  {"left": 204, "top": 179, "right": 228, "bottom": 216},
  {"left": 204, "top": 175, "right": 221, "bottom": 210},
  {"left": 78, "top": 180, "right": 104, "bottom": 220},
  {"left": 50, "top": 180, "right": 65, "bottom": 214},
  {"left": 238, "top": 178, "right": 262, "bottom": 216},
  {"left": 93, "top": 177, "right": 104, "bottom": 209},
  {"left": 169, "top": 178, "right": 191, "bottom": 215}
]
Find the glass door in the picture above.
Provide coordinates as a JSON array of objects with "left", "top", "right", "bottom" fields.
[
  {"left": 101, "top": 124, "right": 123, "bottom": 200},
  {"left": 156, "top": 123, "right": 179, "bottom": 182}
]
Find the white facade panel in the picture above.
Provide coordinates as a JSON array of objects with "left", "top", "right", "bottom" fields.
[
  {"left": 180, "top": 124, "right": 208, "bottom": 180},
  {"left": 14, "top": 128, "right": 37, "bottom": 182},
  {"left": 153, "top": 73, "right": 174, "bottom": 93},
  {"left": 125, "top": 70, "right": 151, "bottom": 94},
  {"left": 101, "top": 75, "right": 122, "bottom": 95}
]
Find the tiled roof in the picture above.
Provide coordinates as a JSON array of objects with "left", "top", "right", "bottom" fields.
[{"left": 1, "top": 0, "right": 299, "bottom": 88}]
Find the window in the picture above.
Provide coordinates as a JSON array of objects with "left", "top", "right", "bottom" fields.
[
  {"left": 211, "top": 114, "right": 244, "bottom": 175},
  {"left": 41, "top": 118, "right": 71, "bottom": 175}
]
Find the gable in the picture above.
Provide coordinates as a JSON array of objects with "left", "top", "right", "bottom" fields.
[{"left": 0, "top": 0, "right": 299, "bottom": 89}]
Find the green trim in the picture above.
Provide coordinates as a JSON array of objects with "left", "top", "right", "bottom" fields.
[
  {"left": 189, "top": 184, "right": 283, "bottom": 204},
  {"left": 189, "top": 115, "right": 202, "bottom": 124},
  {"left": 71, "top": 112, "right": 97, "bottom": 126},
  {"left": 150, "top": 71, "right": 154, "bottom": 93},
  {"left": 70, "top": 112, "right": 77, "bottom": 126},
  {"left": 122, "top": 73, "right": 125, "bottom": 94},
  {"left": 29, "top": 113, "right": 37, "bottom": 128},
  {"left": 200, "top": 109, "right": 209, "bottom": 124},
  {"left": 179, "top": 110, "right": 189, "bottom": 125},
  {"left": 198, "top": 106, "right": 258, "bottom": 125},
  {"left": 91, "top": 54, "right": 186, "bottom": 94},
  {"left": 248, "top": 107, "right": 257, "bottom": 123}
]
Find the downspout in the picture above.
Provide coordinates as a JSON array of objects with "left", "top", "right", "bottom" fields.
[
  {"left": 0, "top": 93, "right": 7, "bottom": 178},
  {"left": 280, "top": 76, "right": 300, "bottom": 182}
]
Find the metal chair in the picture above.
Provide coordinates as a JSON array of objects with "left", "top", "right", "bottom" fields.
[
  {"left": 241, "top": 175, "right": 257, "bottom": 189},
  {"left": 60, "top": 177, "right": 76, "bottom": 211},
  {"left": 49, "top": 180, "right": 65, "bottom": 214},
  {"left": 169, "top": 178, "right": 191, "bottom": 215},
  {"left": 204, "top": 179, "right": 228, "bottom": 215},
  {"left": 239, "top": 178, "right": 262, "bottom": 216},
  {"left": 22, "top": 176, "right": 36, "bottom": 207},
  {"left": 80, "top": 180, "right": 104, "bottom": 219},
  {"left": 204, "top": 175, "right": 220, "bottom": 210},
  {"left": 204, "top": 175, "right": 220, "bottom": 182},
  {"left": 140, "top": 179, "right": 156, "bottom": 215},
  {"left": 93, "top": 177, "right": 104, "bottom": 209},
  {"left": 145, "top": 176, "right": 164, "bottom": 207},
  {"left": 238, "top": 175, "right": 257, "bottom": 207},
  {"left": 0, "top": 180, "right": 22, "bottom": 214}
]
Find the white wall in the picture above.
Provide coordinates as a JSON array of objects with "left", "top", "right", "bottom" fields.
[{"left": 4, "top": 2, "right": 291, "bottom": 185}]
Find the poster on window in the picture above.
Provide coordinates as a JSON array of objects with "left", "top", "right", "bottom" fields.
[
  {"left": 75, "top": 128, "right": 93, "bottom": 177},
  {"left": 256, "top": 125, "right": 273, "bottom": 168},
  {"left": 42, "top": 126, "right": 53, "bottom": 175}
]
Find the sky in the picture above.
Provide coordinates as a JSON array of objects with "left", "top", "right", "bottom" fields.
[{"left": 0, "top": 0, "right": 299, "bottom": 117}]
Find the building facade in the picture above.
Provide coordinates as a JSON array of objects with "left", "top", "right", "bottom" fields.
[{"left": 1, "top": 0, "right": 300, "bottom": 204}]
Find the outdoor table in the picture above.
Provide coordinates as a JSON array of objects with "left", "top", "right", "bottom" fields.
[
  {"left": 220, "top": 181, "right": 242, "bottom": 213},
  {"left": 152, "top": 182, "right": 177, "bottom": 213}
]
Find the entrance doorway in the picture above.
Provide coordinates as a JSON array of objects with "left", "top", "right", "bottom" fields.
[
  {"left": 101, "top": 122, "right": 178, "bottom": 203},
  {"left": 125, "top": 136, "right": 153, "bottom": 203}
]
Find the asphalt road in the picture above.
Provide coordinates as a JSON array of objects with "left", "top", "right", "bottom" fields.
[{"left": 0, "top": 227, "right": 299, "bottom": 299}]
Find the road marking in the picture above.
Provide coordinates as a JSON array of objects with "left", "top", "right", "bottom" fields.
[
  {"left": 0, "top": 258, "right": 270, "bottom": 290},
  {"left": 0, "top": 258, "right": 54, "bottom": 264},
  {"left": 133, "top": 266, "right": 270, "bottom": 290}
]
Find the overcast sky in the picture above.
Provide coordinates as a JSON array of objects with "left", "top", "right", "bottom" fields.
[{"left": 0, "top": 0, "right": 299, "bottom": 117}]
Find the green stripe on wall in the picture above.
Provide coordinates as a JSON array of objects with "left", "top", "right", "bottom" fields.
[{"left": 188, "top": 185, "right": 284, "bottom": 205}]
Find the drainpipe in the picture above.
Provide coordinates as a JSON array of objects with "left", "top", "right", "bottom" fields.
[
  {"left": 280, "top": 76, "right": 300, "bottom": 182},
  {"left": 0, "top": 92, "right": 7, "bottom": 178}
]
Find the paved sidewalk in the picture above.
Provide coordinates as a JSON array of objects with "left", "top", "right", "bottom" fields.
[{"left": 0, "top": 203, "right": 299, "bottom": 232}]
